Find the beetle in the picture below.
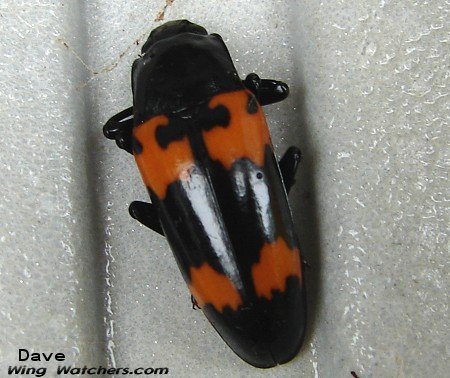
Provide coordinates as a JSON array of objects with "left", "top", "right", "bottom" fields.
[{"left": 103, "top": 20, "right": 306, "bottom": 368}]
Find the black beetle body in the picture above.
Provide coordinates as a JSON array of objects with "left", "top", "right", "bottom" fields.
[{"left": 104, "top": 20, "right": 305, "bottom": 368}]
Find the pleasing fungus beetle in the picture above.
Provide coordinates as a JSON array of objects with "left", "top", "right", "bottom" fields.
[{"left": 103, "top": 20, "right": 305, "bottom": 368}]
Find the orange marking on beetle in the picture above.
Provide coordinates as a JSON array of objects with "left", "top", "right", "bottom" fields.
[
  {"left": 252, "top": 237, "right": 301, "bottom": 300},
  {"left": 133, "top": 115, "right": 194, "bottom": 199},
  {"left": 189, "top": 263, "right": 242, "bottom": 312},
  {"left": 202, "top": 90, "right": 271, "bottom": 169}
]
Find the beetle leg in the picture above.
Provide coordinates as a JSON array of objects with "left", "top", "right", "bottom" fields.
[
  {"left": 129, "top": 201, "right": 164, "bottom": 236},
  {"left": 279, "top": 146, "right": 302, "bottom": 194},
  {"left": 258, "top": 79, "right": 289, "bottom": 105},
  {"left": 191, "top": 295, "right": 201, "bottom": 310},
  {"left": 103, "top": 107, "right": 134, "bottom": 154},
  {"left": 243, "top": 73, "right": 261, "bottom": 97},
  {"left": 243, "top": 73, "right": 289, "bottom": 106}
]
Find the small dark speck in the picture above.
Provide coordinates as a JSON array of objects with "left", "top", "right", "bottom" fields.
[
  {"left": 132, "top": 136, "right": 143, "bottom": 154},
  {"left": 350, "top": 372, "right": 360, "bottom": 378},
  {"left": 256, "top": 172, "right": 263, "bottom": 179},
  {"left": 135, "top": 40, "right": 140, "bottom": 45},
  {"left": 247, "top": 95, "right": 258, "bottom": 114}
]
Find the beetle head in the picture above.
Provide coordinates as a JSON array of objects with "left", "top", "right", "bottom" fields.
[{"left": 141, "top": 20, "right": 207, "bottom": 54}]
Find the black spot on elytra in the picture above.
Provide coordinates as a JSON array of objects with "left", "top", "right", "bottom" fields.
[
  {"left": 200, "top": 104, "right": 230, "bottom": 131},
  {"left": 143, "top": 103, "right": 231, "bottom": 151},
  {"left": 155, "top": 117, "right": 187, "bottom": 149},
  {"left": 132, "top": 135, "right": 143, "bottom": 154},
  {"left": 247, "top": 93, "right": 258, "bottom": 114}
]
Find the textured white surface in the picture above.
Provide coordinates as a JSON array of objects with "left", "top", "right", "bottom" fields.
[
  {"left": 1, "top": 0, "right": 448, "bottom": 377},
  {"left": 0, "top": 0, "right": 107, "bottom": 374}
]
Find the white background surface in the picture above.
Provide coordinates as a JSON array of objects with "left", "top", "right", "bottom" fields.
[{"left": 1, "top": 1, "right": 448, "bottom": 377}]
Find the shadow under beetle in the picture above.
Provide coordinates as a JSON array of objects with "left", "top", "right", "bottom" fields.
[{"left": 103, "top": 20, "right": 305, "bottom": 368}]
